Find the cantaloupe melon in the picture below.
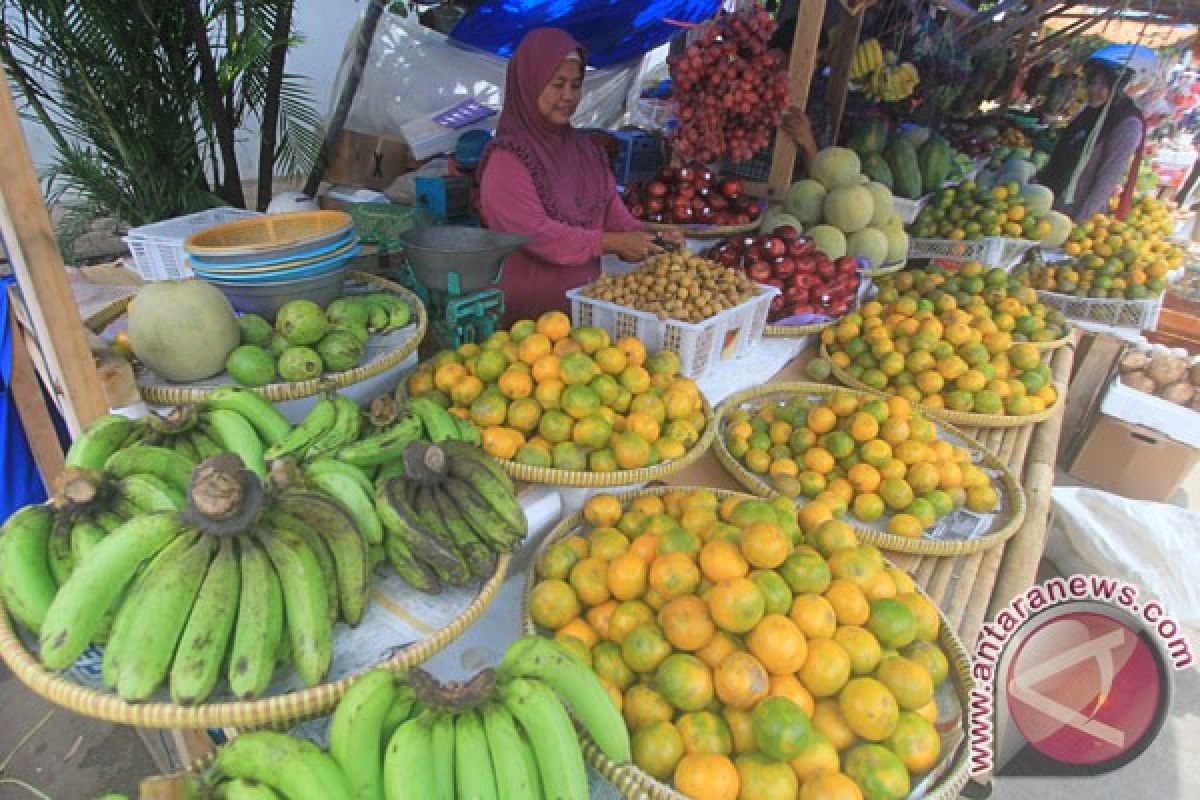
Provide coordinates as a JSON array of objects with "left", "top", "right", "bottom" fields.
[
  {"left": 128, "top": 279, "right": 240, "bottom": 382},
  {"left": 823, "top": 185, "right": 874, "bottom": 234},
  {"left": 784, "top": 179, "right": 828, "bottom": 226},
  {"left": 1021, "top": 184, "right": 1054, "bottom": 216},
  {"left": 866, "top": 182, "right": 895, "bottom": 228},
  {"left": 848, "top": 227, "right": 888, "bottom": 268},
  {"left": 810, "top": 147, "right": 862, "bottom": 190},
  {"left": 808, "top": 225, "right": 848, "bottom": 259}
]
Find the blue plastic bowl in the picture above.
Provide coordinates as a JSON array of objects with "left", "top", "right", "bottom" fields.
[
  {"left": 188, "top": 231, "right": 358, "bottom": 270},
  {"left": 190, "top": 246, "right": 362, "bottom": 283}
]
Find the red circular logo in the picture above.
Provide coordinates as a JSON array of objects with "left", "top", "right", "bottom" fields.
[{"left": 1005, "top": 610, "right": 1165, "bottom": 767}]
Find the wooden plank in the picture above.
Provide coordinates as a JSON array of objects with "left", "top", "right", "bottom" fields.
[
  {"left": 0, "top": 63, "right": 107, "bottom": 437},
  {"left": 827, "top": 8, "right": 865, "bottom": 145},
  {"left": 767, "top": 0, "right": 826, "bottom": 199},
  {"left": 1057, "top": 331, "right": 1123, "bottom": 465},
  {"left": 6, "top": 306, "right": 65, "bottom": 488}
]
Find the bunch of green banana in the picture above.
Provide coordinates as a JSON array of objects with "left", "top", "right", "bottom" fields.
[
  {"left": 326, "top": 292, "right": 413, "bottom": 339},
  {"left": 264, "top": 394, "right": 363, "bottom": 465},
  {"left": 372, "top": 440, "right": 525, "bottom": 593}
]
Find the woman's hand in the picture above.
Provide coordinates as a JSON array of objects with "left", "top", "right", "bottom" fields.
[{"left": 602, "top": 231, "right": 668, "bottom": 262}]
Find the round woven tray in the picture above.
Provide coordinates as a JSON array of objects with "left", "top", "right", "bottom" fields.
[
  {"left": 712, "top": 383, "right": 1027, "bottom": 556},
  {"left": 85, "top": 271, "right": 428, "bottom": 405},
  {"left": 643, "top": 216, "right": 763, "bottom": 238},
  {"left": 821, "top": 344, "right": 1065, "bottom": 429},
  {"left": 522, "top": 486, "right": 974, "bottom": 800},
  {"left": 496, "top": 399, "right": 717, "bottom": 487},
  {"left": 0, "top": 555, "right": 509, "bottom": 728}
]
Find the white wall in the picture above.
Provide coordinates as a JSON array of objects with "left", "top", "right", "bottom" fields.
[{"left": 17, "top": 0, "right": 363, "bottom": 176}]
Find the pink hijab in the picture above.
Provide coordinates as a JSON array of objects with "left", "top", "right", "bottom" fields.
[{"left": 481, "top": 28, "right": 612, "bottom": 228}]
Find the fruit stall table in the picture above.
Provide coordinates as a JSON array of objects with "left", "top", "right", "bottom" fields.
[{"left": 662, "top": 338, "right": 1076, "bottom": 649}]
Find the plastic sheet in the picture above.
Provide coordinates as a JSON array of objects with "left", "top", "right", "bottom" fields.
[
  {"left": 0, "top": 275, "right": 49, "bottom": 518},
  {"left": 336, "top": 11, "right": 646, "bottom": 143}
]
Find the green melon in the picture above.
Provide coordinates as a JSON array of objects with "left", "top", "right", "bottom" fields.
[
  {"left": 885, "top": 227, "right": 910, "bottom": 264},
  {"left": 848, "top": 228, "right": 889, "bottom": 269},
  {"left": 823, "top": 185, "right": 874, "bottom": 234},
  {"left": 866, "top": 182, "right": 895, "bottom": 228},
  {"left": 810, "top": 147, "right": 863, "bottom": 190},
  {"left": 1021, "top": 184, "right": 1055, "bottom": 216},
  {"left": 808, "top": 225, "right": 848, "bottom": 259},
  {"left": 784, "top": 179, "right": 828, "bottom": 226},
  {"left": 127, "top": 279, "right": 239, "bottom": 382},
  {"left": 1040, "top": 210, "right": 1073, "bottom": 248}
]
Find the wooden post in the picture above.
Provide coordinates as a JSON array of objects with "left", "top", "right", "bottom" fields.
[
  {"left": 0, "top": 63, "right": 108, "bottom": 437},
  {"left": 766, "top": 0, "right": 827, "bottom": 199},
  {"left": 6, "top": 305, "right": 65, "bottom": 487},
  {"left": 827, "top": 7, "right": 865, "bottom": 146}
]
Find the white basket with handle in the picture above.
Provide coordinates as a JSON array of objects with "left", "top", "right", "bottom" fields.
[
  {"left": 1035, "top": 289, "right": 1163, "bottom": 330},
  {"left": 893, "top": 194, "right": 930, "bottom": 225},
  {"left": 123, "top": 207, "right": 261, "bottom": 281},
  {"left": 909, "top": 236, "right": 1039, "bottom": 270},
  {"left": 567, "top": 284, "right": 779, "bottom": 379}
]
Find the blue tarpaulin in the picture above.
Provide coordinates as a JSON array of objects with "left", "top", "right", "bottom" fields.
[
  {"left": 450, "top": 0, "right": 721, "bottom": 67},
  {"left": 1, "top": 275, "right": 49, "bottom": 519}
]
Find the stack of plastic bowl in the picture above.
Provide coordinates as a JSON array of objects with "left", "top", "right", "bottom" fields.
[{"left": 184, "top": 211, "right": 360, "bottom": 318}]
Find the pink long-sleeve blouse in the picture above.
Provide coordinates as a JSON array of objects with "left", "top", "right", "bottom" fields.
[{"left": 479, "top": 148, "right": 643, "bottom": 325}]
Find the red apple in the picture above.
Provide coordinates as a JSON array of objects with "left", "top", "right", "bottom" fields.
[
  {"left": 720, "top": 178, "right": 742, "bottom": 198},
  {"left": 748, "top": 263, "right": 772, "bottom": 282},
  {"left": 816, "top": 261, "right": 836, "bottom": 281},
  {"left": 763, "top": 237, "right": 786, "bottom": 258},
  {"left": 677, "top": 185, "right": 696, "bottom": 201},
  {"left": 835, "top": 256, "right": 858, "bottom": 275},
  {"left": 772, "top": 256, "right": 795, "bottom": 278},
  {"left": 788, "top": 236, "right": 816, "bottom": 256}
]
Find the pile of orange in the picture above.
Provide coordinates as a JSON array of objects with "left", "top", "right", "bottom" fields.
[
  {"left": 822, "top": 294, "right": 1057, "bottom": 417},
  {"left": 724, "top": 390, "right": 998, "bottom": 538},
  {"left": 529, "top": 489, "right": 952, "bottom": 800},
  {"left": 406, "top": 311, "right": 708, "bottom": 471}
]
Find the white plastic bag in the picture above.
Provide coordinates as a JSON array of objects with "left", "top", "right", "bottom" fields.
[{"left": 1046, "top": 487, "right": 1200, "bottom": 629}]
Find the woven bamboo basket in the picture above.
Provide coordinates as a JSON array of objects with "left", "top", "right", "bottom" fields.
[
  {"left": 85, "top": 271, "right": 427, "bottom": 405},
  {"left": 712, "top": 383, "right": 1027, "bottom": 556},
  {"left": 859, "top": 260, "right": 908, "bottom": 278},
  {"left": 821, "top": 344, "right": 1065, "bottom": 429},
  {"left": 521, "top": 486, "right": 973, "bottom": 800},
  {"left": 495, "top": 398, "right": 717, "bottom": 487},
  {"left": 763, "top": 319, "right": 835, "bottom": 338},
  {"left": 0, "top": 555, "right": 509, "bottom": 729},
  {"left": 643, "top": 217, "right": 763, "bottom": 238}
]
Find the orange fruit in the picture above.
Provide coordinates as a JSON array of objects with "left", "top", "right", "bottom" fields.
[
  {"left": 835, "top": 625, "right": 883, "bottom": 675},
  {"left": 808, "top": 519, "right": 858, "bottom": 557},
  {"left": 619, "top": 364, "right": 652, "bottom": 394},
  {"left": 569, "top": 556, "right": 611, "bottom": 607},
  {"left": 799, "top": 771, "right": 864, "bottom": 800},
  {"left": 796, "top": 501, "right": 835, "bottom": 536},
  {"left": 825, "top": 578, "right": 870, "bottom": 626},
  {"left": 699, "top": 539, "right": 750, "bottom": 583},
  {"left": 624, "top": 684, "right": 674, "bottom": 730},
  {"left": 707, "top": 577, "right": 766, "bottom": 634},
  {"left": 745, "top": 613, "right": 808, "bottom": 675},
  {"left": 677, "top": 710, "right": 734, "bottom": 756},
  {"left": 740, "top": 521, "right": 790, "bottom": 569},
  {"left": 518, "top": 332, "right": 552, "bottom": 364},
  {"left": 497, "top": 369, "right": 533, "bottom": 400},
  {"left": 584, "top": 494, "right": 623, "bottom": 526},
  {"left": 607, "top": 552, "right": 649, "bottom": 601},
  {"left": 481, "top": 426, "right": 524, "bottom": 460},
  {"left": 632, "top": 720, "right": 685, "bottom": 781},
  {"left": 616, "top": 336, "right": 647, "bottom": 366},
  {"left": 571, "top": 326, "right": 610, "bottom": 354},
  {"left": 572, "top": 414, "right": 613, "bottom": 449},
  {"left": 506, "top": 397, "right": 543, "bottom": 434},
  {"left": 695, "top": 629, "right": 740, "bottom": 670},
  {"left": 838, "top": 677, "right": 899, "bottom": 741},
  {"left": 593, "top": 345, "right": 628, "bottom": 375},
  {"left": 589, "top": 526, "right": 629, "bottom": 560},
  {"left": 626, "top": 410, "right": 661, "bottom": 442},
  {"left": 789, "top": 594, "right": 837, "bottom": 640},
  {"left": 538, "top": 410, "right": 574, "bottom": 444},
  {"left": 656, "top": 653, "right": 716, "bottom": 713},
  {"left": 529, "top": 579, "right": 580, "bottom": 630},
  {"left": 470, "top": 394, "right": 508, "bottom": 428},
  {"left": 649, "top": 552, "right": 701, "bottom": 599},
  {"left": 812, "top": 696, "right": 857, "bottom": 750},
  {"left": 888, "top": 710, "right": 941, "bottom": 774},
  {"left": 673, "top": 753, "right": 739, "bottom": 800},
  {"left": 622, "top": 622, "right": 672, "bottom": 673},
  {"left": 736, "top": 753, "right": 799, "bottom": 800},
  {"left": 798, "top": 637, "right": 852, "bottom": 698},
  {"left": 559, "top": 352, "right": 597, "bottom": 386},
  {"left": 659, "top": 595, "right": 716, "bottom": 652},
  {"left": 767, "top": 673, "right": 815, "bottom": 717},
  {"left": 842, "top": 744, "right": 910, "bottom": 800},
  {"left": 530, "top": 353, "right": 561, "bottom": 383},
  {"left": 608, "top": 600, "right": 655, "bottom": 644},
  {"left": 612, "top": 431, "right": 652, "bottom": 469},
  {"left": 536, "top": 310, "right": 571, "bottom": 342},
  {"left": 788, "top": 730, "right": 840, "bottom": 784},
  {"left": 874, "top": 655, "right": 934, "bottom": 710},
  {"left": 557, "top": 617, "right": 598, "bottom": 648},
  {"left": 714, "top": 651, "right": 770, "bottom": 710},
  {"left": 586, "top": 600, "right": 617, "bottom": 639}
]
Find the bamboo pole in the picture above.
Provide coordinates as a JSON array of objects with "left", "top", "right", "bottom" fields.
[
  {"left": 766, "top": 0, "right": 827, "bottom": 199},
  {"left": 827, "top": 8, "right": 865, "bottom": 146},
  {"left": 0, "top": 63, "right": 107, "bottom": 437}
]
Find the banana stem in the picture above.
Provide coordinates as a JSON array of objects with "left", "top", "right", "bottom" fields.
[
  {"left": 184, "top": 454, "right": 266, "bottom": 536},
  {"left": 410, "top": 667, "right": 496, "bottom": 713}
]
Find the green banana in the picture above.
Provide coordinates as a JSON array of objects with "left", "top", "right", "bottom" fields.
[
  {"left": 46, "top": 519, "right": 74, "bottom": 586},
  {"left": 93, "top": 511, "right": 125, "bottom": 534},
  {"left": 409, "top": 397, "right": 460, "bottom": 443},
  {"left": 329, "top": 669, "right": 396, "bottom": 800},
  {"left": 172, "top": 435, "right": 200, "bottom": 463},
  {"left": 213, "top": 731, "right": 351, "bottom": 800},
  {"left": 303, "top": 462, "right": 383, "bottom": 546},
  {"left": 227, "top": 538, "right": 284, "bottom": 700},
  {"left": 255, "top": 525, "right": 332, "bottom": 687},
  {"left": 204, "top": 409, "right": 267, "bottom": 479},
  {"left": 334, "top": 415, "right": 424, "bottom": 468},
  {"left": 64, "top": 414, "right": 141, "bottom": 471},
  {"left": 0, "top": 505, "right": 56, "bottom": 633},
  {"left": 365, "top": 293, "right": 411, "bottom": 331},
  {"left": 103, "top": 530, "right": 201, "bottom": 689},
  {"left": 114, "top": 473, "right": 186, "bottom": 515},
  {"left": 442, "top": 445, "right": 525, "bottom": 542},
  {"left": 171, "top": 536, "right": 240, "bottom": 705},
  {"left": 104, "top": 445, "right": 196, "bottom": 494},
  {"left": 429, "top": 712, "right": 456, "bottom": 800},
  {"left": 383, "top": 716, "right": 435, "bottom": 800},
  {"left": 439, "top": 478, "right": 517, "bottom": 553},
  {"left": 429, "top": 486, "right": 495, "bottom": 578},
  {"left": 206, "top": 386, "right": 292, "bottom": 447},
  {"left": 380, "top": 684, "right": 417, "bottom": 746},
  {"left": 365, "top": 303, "right": 390, "bottom": 333},
  {"left": 500, "top": 635, "right": 631, "bottom": 763},
  {"left": 498, "top": 677, "right": 588, "bottom": 800},
  {"left": 264, "top": 398, "right": 336, "bottom": 462},
  {"left": 272, "top": 491, "right": 369, "bottom": 627},
  {"left": 480, "top": 701, "right": 542, "bottom": 800},
  {"left": 375, "top": 480, "right": 469, "bottom": 586},
  {"left": 516, "top": 725, "right": 545, "bottom": 800},
  {"left": 382, "top": 535, "right": 439, "bottom": 594},
  {"left": 115, "top": 534, "right": 216, "bottom": 701},
  {"left": 69, "top": 519, "right": 108, "bottom": 565},
  {"left": 452, "top": 416, "right": 482, "bottom": 446},
  {"left": 270, "top": 511, "right": 338, "bottom": 624},
  {"left": 373, "top": 460, "right": 407, "bottom": 487},
  {"left": 189, "top": 430, "right": 223, "bottom": 460},
  {"left": 455, "top": 709, "right": 498, "bottom": 800},
  {"left": 409, "top": 486, "right": 469, "bottom": 574},
  {"left": 215, "top": 778, "right": 281, "bottom": 800},
  {"left": 39, "top": 513, "right": 186, "bottom": 669},
  {"left": 305, "top": 395, "right": 362, "bottom": 461}
]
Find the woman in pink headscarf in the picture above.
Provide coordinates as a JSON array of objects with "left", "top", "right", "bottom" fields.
[{"left": 480, "top": 28, "right": 674, "bottom": 324}]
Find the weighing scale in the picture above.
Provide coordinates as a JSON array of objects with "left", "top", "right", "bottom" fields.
[{"left": 396, "top": 226, "right": 527, "bottom": 347}]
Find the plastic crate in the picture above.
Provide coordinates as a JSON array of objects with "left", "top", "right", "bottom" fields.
[
  {"left": 908, "top": 236, "right": 1039, "bottom": 270},
  {"left": 1036, "top": 289, "right": 1163, "bottom": 330},
  {"left": 567, "top": 284, "right": 780, "bottom": 379},
  {"left": 893, "top": 195, "right": 929, "bottom": 225},
  {"left": 123, "top": 208, "right": 260, "bottom": 281}
]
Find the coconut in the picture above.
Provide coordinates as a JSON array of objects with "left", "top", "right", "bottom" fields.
[
  {"left": 1147, "top": 353, "right": 1188, "bottom": 386},
  {"left": 1118, "top": 350, "right": 1150, "bottom": 375},
  {"left": 1159, "top": 382, "right": 1196, "bottom": 406},
  {"left": 1123, "top": 371, "right": 1158, "bottom": 394}
]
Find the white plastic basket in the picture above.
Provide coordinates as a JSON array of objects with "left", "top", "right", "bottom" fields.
[
  {"left": 908, "top": 236, "right": 1039, "bottom": 270},
  {"left": 123, "top": 208, "right": 260, "bottom": 281},
  {"left": 893, "top": 195, "right": 930, "bottom": 225},
  {"left": 1035, "top": 289, "right": 1163, "bottom": 330},
  {"left": 567, "top": 284, "right": 780, "bottom": 379}
]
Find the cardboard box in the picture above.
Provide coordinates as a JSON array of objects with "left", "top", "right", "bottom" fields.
[
  {"left": 1068, "top": 414, "right": 1200, "bottom": 502},
  {"left": 324, "top": 130, "right": 416, "bottom": 191}
]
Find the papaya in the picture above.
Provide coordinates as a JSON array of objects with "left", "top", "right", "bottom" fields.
[
  {"left": 862, "top": 154, "right": 894, "bottom": 190},
  {"left": 847, "top": 118, "right": 888, "bottom": 158},
  {"left": 917, "top": 135, "right": 952, "bottom": 195},
  {"left": 885, "top": 136, "right": 922, "bottom": 200}
]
